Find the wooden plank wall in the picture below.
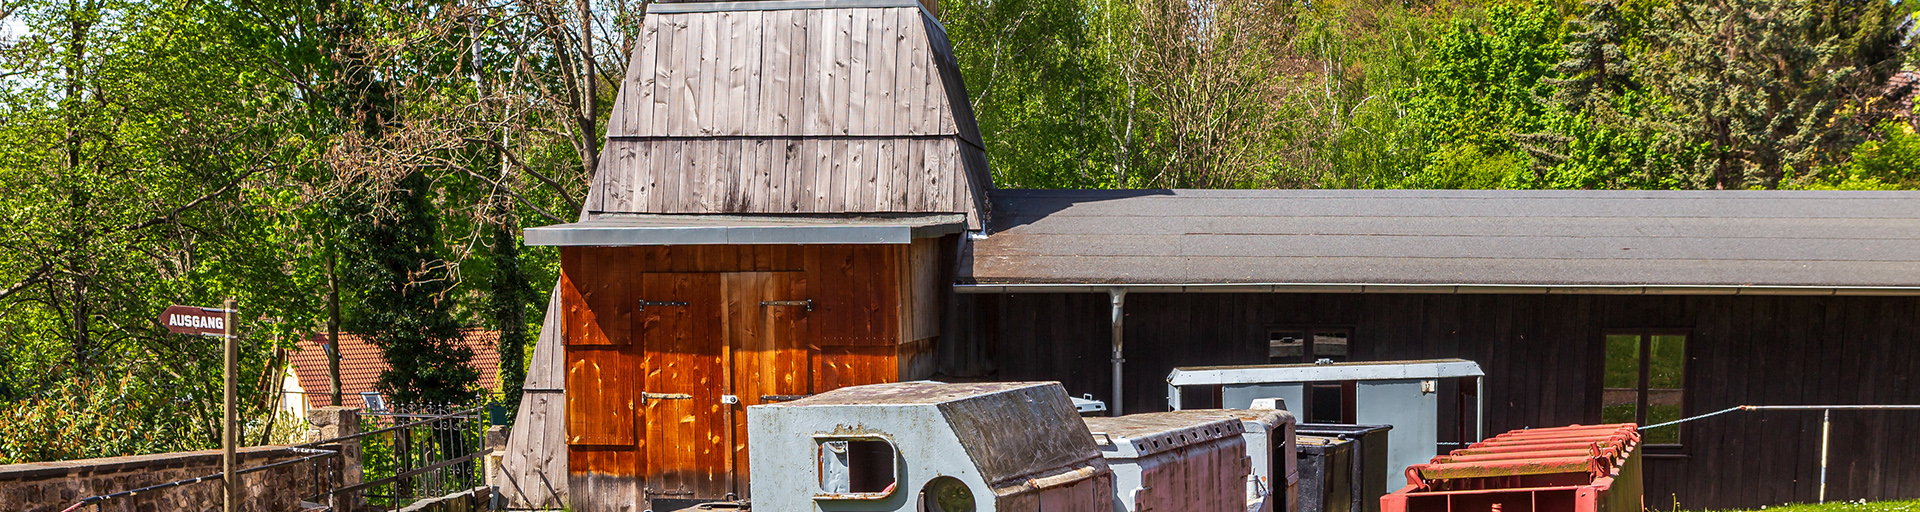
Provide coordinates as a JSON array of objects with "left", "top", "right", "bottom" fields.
[
  {"left": 593, "top": 7, "right": 990, "bottom": 225},
  {"left": 497, "top": 285, "right": 570, "bottom": 509},
  {"left": 558, "top": 241, "right": 950, "bottom": 509},
  {"left": 608, "top": 9, "right": 962, "bottom": 140},
  {"left": 953, "top": 293, "right": 1920, "bottom": 510}
]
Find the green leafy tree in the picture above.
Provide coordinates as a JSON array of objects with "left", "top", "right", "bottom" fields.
[
  {"left": 1796, "top": 121, "right": 1920, "bottom": 190},
  {"left": 0, "top": 0, "right": 329, "bottom": 459},
  {"left": 945, "top": 0, "right": 1117, "bottom": 188},
  {"left": 1401, "top": 1, "right": 1564, "bottom": 188}
]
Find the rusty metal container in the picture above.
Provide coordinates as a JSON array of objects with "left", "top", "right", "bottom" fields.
[
  {"left": 1231, "top": 406, "right": 1299, "bottom": 512},
  {"left": 1380, "top": 424, "right": 1643, "bottom": 512},
  {"left": 1298, "top": 435, "right": 1355, "bottom": 512},
  {"left": 747, "top": 381, "right": 1114, "bottom": 512},
  {"left": 1297, "top": 424, "right": 1392, "bottom": 512},
  {"left": 1083, "top": 410, "right": 1250, "bottom": 512}
]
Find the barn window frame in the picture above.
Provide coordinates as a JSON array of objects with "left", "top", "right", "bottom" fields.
[
  {"left": 1266, "top": 326, "right": 1354, "bottom": 364},
  {"left": 1267, "top": 325, "right": 1357, "bottom": 423},
  {"left": 1600, "top": 329, "right": 1690, "bottom": 454}
]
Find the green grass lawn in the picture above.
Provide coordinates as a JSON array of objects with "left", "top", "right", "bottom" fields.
[{"left": 1693, "top": 500, "right": 1920, "bottom": 512}]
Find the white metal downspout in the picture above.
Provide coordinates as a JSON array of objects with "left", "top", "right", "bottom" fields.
[
  {"left": 1476, "top": 376, "right": 1486, "bottom": 442},
  {"left": 1110, "top": 288, "right": 1128, "bottom": 416}
]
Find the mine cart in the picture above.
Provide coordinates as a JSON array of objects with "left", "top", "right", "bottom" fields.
[{"left": 1381, "top": 423, "right": 1643, "bottom": 512}]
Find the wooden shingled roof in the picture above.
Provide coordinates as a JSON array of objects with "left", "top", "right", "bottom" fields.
[
  {"left": 289, "top": 330, "right": 501, "bottom": 409},
  {"left": 586, "top": 0, "right": 993, "bottom": 228}
]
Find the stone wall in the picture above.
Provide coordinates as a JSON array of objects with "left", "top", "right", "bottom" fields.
[{"left": 0, "top": 445, "right": 323, "bottom": 512}]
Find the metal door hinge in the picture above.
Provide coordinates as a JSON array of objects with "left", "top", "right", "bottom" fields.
[
  {"left": 760, "top": 394, "right": 812, "bottom": 402},
  {"left": 761, "top": 299, "right": 813, "bottom": 311},
  {"left": 641, "top": 392, "right": 693, "bottom": 404},
  {"left": 638, "top": 300, "right": 688, "bottom": 311}
]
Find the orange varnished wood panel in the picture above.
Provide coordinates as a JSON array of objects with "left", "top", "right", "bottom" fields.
[
  {"left": 724, "top": 272, "right": 809, "bottom": 497},
  {"left": 812, "top": 337, "right": 938, "bottom": 392},
  {"left": 565, "top": 347, "right": 639, "bottom": 445},
  {"left": 639, "top": 272, "right": 729, "bottom": 501},
  {"left": 622, "top": 245, "right": 806, "bottom": 273},
  {"left": 560, "top": 239, "right": 956, "bottom": 509},
  {"left": 561, "top": 247, "right": 634, "bottom": 346},
  {"left": 813, "top": 345, "right": 899, "bottom": 391},
  {"left": 559, "top": 249, "right": 596, "bottom": 346},
  {"left": 808, "top": 244, "right": 901, "bottom": 345}
]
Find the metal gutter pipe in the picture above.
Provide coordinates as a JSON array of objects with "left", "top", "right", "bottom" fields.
[{"left": 1110, "top": 287, "right": 1126, "bottom": 416}]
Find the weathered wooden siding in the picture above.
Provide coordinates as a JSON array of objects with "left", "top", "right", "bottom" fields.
[
  {"left": 498, "top": 286, "right": 569, "bottom": 509},
  {"left": 559, "top": 242, "right": 946, "bottom": 510},
  {"left": 952, "top": 293, "right": 1920, "bottom": 510},
  {"left": 590, "top": 7, "right": 992, "bottom": 226},
  {"left": 608, "top": 9, "right": 965, "bottom": 139}
]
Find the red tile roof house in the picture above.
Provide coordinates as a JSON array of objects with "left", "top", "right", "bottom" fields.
[{"left": 278, "top": 329, "right": 502, "bottom": 420}]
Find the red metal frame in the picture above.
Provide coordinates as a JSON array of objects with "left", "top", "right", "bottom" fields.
[{"left": 1381, "top": 423, "right": 1643, "bottom": 512}]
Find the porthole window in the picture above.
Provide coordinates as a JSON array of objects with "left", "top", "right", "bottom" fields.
[{"left": 922, "top": 476, "right": 976, "bottom": 512}]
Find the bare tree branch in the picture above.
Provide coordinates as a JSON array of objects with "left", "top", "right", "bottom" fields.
[
  {"left": 0, "top": 261, "right": 53, "bottom": 302},
  {"left": 119, "top": 163, "right": 272, "bottom": 232}
]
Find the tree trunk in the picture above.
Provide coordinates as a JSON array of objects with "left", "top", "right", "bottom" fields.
[{"left": 327, "top": 245, "right": 344, "bottom": 407}]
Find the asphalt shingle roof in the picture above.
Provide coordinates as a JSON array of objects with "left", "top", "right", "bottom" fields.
[{"left": 962, "top": 189, "right": 1920, "bottom": 289}]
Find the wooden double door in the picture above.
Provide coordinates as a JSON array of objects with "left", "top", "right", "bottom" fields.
[{"left": 568, "top": 271, "right": 812, "bottom": 507}]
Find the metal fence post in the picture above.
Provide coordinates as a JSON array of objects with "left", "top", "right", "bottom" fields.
[
  {"left": 1819, "top": 408, "right": 1831, "bottom": 504},
  {"left": 223, "top": 298, "right": 236, "bottom": 512}
]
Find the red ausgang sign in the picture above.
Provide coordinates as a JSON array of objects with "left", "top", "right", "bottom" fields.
[{"left": 161, "top": 305, "right": 231, "bottom": 336}]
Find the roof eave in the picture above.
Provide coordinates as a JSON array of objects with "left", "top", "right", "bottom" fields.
[{"left": 951, "top": 282, "right": 1920, "bottom": 296}]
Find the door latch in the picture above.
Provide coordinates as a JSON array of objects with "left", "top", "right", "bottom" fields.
[
  {"left": 720, "top": 395, "right": 739, "bottom": 405},
  {"left": 760, "top": 299, "right": 813, "bottom": 311},
  {"left": 637, "top": 300, "right": 688, "bottom": 312}
]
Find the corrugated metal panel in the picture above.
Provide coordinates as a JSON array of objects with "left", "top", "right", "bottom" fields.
[{"left": 966, "top": 189, "right": 1920, "bottom": 288}]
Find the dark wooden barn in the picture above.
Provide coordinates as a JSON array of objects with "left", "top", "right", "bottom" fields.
[
  {"left": 492, "top": 0, "right": 1920, "bottom": 509},
  {"left": 950, "top": 189, "right": 1920, "bottom": 510}
]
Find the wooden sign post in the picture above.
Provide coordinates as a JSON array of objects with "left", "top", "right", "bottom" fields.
[{"left": 161, "top": 301, "right": 237, "bottom": 512}]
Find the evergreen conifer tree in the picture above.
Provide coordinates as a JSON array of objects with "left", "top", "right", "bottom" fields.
[
  {"left": 1514, "top": 0, "right": 1632, "bottom": 174},
  {"left": 1550, "top": 0, "right": 1632, "bottom": 113},
  {"left": 341, "top": 172, "right": 478, "bottom": 406},
  {"left": 1639, "top": 0, "right": 1906, "bottom": 188},
  {"left": 487, "top": 212, "right": 530, "bottom": 412}
]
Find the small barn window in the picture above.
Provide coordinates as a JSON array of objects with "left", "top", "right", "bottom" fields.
[
  {"left": 1603, "top": 332, "right": 1687, "bottom": 446},
  {"left": 1272, "top": 327, "right": 1355, "bottom": 423},
  {"left": 1269, "top": 328, "right": 1351, "bottom": 364},
  {"left": 817, "top": 438, "right": 899, "bottom": 499}
]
